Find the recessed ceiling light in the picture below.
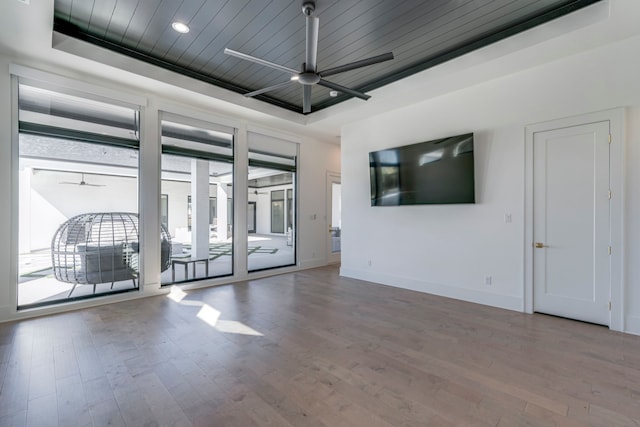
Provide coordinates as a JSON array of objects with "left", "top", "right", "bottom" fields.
[
  {"left": 171, "top": 22, "right": 190, "bottom": 34},
  {"left": 329, "top": 90, "right": 339, "bottom": 97}
]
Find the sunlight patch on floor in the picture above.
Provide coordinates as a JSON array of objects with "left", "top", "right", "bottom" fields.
[
  {"left": 167, "top": 286, "right": 187, "bottom": 302},
  {"left": 196, "top": 304, "right": 221, "bottom": 327},
  {"left": 168, "top": 291, "right": 264, "bottom": 336},
  {"left": 215, "top": 320, "right": 263, "bottom": 336}
]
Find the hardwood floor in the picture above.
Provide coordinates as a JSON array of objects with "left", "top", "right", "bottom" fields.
[{"left": 1, "top": 265, "right": 639, "bottom": 426}]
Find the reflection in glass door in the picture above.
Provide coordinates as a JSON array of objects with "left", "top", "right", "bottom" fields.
[
  {"left": 331, "top": 182, "right": 342, "bottom": 253},
  {"left": 271, "top": 190, "right": 285, "bottom": 233},
  {"left": 248, "top": 202, "right": 256, "bottom": 233}
]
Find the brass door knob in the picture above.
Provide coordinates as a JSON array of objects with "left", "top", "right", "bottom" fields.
[{"left": 534, "top": 242, "right": 546, "bottom": 248}]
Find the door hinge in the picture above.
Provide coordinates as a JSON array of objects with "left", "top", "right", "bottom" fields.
[
  {"left": 608, "top": 134, "right": 612, "bottom": 144},
  {"left": 609, "top": 301, "right": 612, "bottom": 311},
  {"left": 608, "top": 246, "right": 612, "bottom": 255},
  {"left": 608, "top": 189, "right": 612, "bottom": 199}
]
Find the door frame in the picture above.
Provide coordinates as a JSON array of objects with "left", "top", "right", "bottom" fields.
[
  {"left": 326, "top": 172, "right": 341, "bottom": 264},
  {"left": 524, "top": 108, "right": 624, "bottom": 331}
]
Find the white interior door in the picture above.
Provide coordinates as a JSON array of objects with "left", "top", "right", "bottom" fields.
[
  {"left": 327, "top": 173, "right": 341, "bottom": 264},
  {"left": 533, "top": 121, "right": 610, "bottom": 325}
]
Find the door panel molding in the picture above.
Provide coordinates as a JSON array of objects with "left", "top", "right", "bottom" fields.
[{"left": 524, "top": 108, "right": 624, "bottom": 331}]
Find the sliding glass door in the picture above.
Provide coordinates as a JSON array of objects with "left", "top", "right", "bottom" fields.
[
  {"left": 15, "top": 82, "right": 302, "bottom": 311},
  {"left": 247, "top": 133, "right": 297, "bottom": 272},
  {"left": 17, "top": 83, "right": 141, "bottom": 308},
  {"left": 160, "top": 114, "right": 234, "bottom": 284}
]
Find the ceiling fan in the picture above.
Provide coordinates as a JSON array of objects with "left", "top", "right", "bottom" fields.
[
  {"left": 224, "top": 0, "right": 394, "bottom": 114},
  {"left": 59, "top": 173, "right": 105, "bottom": 187}
]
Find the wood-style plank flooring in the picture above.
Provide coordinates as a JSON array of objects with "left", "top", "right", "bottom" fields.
[{"left": 1, "top": 265, "right": 639, "bottom": 426}]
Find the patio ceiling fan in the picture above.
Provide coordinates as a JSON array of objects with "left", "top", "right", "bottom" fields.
[
  {"left": 59, "top": 173, "right": 105, "bottom": 187},
  {"left": 224, "top": 0, "right": 394, "bottom": 114}
]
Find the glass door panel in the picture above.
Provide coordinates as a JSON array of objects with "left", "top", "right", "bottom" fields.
[
  {"left": 160, "top": 115, "right": 234, "bottom": 284},
  {"left": 248, "top": 132, "right": 297, "bottom": 272}
]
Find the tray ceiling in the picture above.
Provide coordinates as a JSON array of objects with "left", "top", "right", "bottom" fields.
[{"left": 53, "top": 0, "right": 601, "bottom": 115}]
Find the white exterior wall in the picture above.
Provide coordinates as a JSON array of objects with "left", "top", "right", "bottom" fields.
[
  {"left": 341, "top": 33, "right": 640, "bottom": 334},
  {"left": 22, "top": 171, "right": 138, "bottom": 251},
  {"left": 249, "top": 184, "right": 293, "bottom": 236},
  {"left": 161, "top": 180, "right": 190, "bottom": 239}
]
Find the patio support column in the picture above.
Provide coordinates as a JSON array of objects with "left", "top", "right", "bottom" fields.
[
  {"left": 216, "top": 183, "right": 228, "bottom": 241},
  {"left": 191, "top": 159, "right": 209, "bottom": 260}
]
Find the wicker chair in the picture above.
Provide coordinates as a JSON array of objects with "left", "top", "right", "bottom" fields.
[{"left": 51, "top": 213, "right": 171, "bottom": 297}]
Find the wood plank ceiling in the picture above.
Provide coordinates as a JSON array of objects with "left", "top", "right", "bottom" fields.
[{"left": 53, "top": 0, "right": 601, "bottom": 115}]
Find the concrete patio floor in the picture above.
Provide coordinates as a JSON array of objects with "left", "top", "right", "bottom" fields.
[{"left": 18, "top": 234, "right": 294, "bottom": 307}]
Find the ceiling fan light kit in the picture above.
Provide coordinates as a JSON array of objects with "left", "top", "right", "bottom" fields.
[{"left": 224, "top": 0, "right": 394, "bottom": 114}]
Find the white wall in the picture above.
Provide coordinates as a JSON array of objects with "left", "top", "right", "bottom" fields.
[
  {"left": 341, "top": 33, "right": 640, "bottom": 333},
  {"left": 161, "top": 180, "right": 190, "bottom": 239},
  {"left": 161, "top": 180, "right": 230, "bottom": 241},
  {"left": 249, "top": 184, "right": 293, "bottom": 235},
  {"left": 21, "top": 170, "right": 138, "bottom": 250},
  {"left": 299, "top": 138, "right": 341, "bottom": 264}
]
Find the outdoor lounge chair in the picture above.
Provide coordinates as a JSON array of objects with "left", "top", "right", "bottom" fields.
[{"left": 51, "top": 212, "right": 171, "bottom": 297}]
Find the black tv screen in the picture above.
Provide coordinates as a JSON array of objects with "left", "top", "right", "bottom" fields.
[{"left": 369, "top": 133, "right": 475, "bottom": 206}]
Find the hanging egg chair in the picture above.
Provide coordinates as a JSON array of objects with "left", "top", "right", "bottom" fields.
[{"left": 51, "top": 212, "right": 171, "bottom": 297}]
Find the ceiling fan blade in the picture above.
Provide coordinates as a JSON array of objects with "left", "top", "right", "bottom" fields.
[
  {"left": 303, "top": 85, "right": 312, "bottom": 113},
  {"left": 224, "top": 48, "right": 299, "bottom": 75},
  {"left": 305, "top": 16, "right": 319, "bottom": 72},
  {"left": 59, "top": 181, "right": 104, "bottom": 187},
  {"left": 319, "top": 52, "right": 394, "bottom": 78},
  {"left": 244, "top": 80, "right": 294, "bottom": 97},
  {"left": 317, "top": 79, "right": 370, "bottom": 101}
]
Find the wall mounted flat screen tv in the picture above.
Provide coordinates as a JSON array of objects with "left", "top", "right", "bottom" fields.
[{"left": 369, "top": 133, "right": 475, "bottom": 206}]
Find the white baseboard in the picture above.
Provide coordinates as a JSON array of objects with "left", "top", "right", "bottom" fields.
[
  {"left": 299, "top": 258, "right": 329, "bottom": 270},
  {"left": 0, "top": 305, "right": 14, "bottom": 322},
  {"left": 0, "top": 287, "right": 170, "bottom": 323},
  {"left": 340, "top": 267, "right": 522, "bottom": 312},
  {"left": 624, "top": 315, "right": 640, "bottom": 336}
]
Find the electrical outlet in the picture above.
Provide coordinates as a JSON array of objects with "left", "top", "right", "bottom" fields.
[{"left": 485, "top": 276, "right": 492, "bottom": 286}]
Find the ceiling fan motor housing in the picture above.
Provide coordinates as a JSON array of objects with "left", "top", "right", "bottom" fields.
[
  {"left": 224, "top": 0, "right": 393, "bottom": 113},
  {"left": 298, "top": 72, "right": 320, "bottom": 85}
]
